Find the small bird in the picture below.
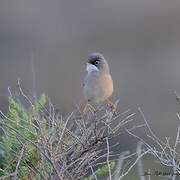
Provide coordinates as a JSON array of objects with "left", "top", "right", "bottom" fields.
[{"left": 83, "top": 52, "right": 116, "bottom": 113}]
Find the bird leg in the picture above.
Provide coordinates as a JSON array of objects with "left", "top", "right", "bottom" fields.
[
  {"left": 83, "top": 103, "right": 96, "bottom": 114},
  {"left": 105, "top": 99, "right": 117, "bottom": 113}
]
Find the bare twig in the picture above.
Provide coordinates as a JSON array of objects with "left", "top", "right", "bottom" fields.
[
  {"left": 17, "top": 78, "right": 33, "bottom": 107},
  {"left": 117, "top": 149, "right": 150, "bottom": 180},
  {"left": 112, "top": 151, "right": 130, "bottom": 180},
  {"left": 136, "top": 141, "right": 145, "bottom": 180},
  {"left": 13, "top": 144, "right": 25, "bottom": 180},
  {"left": 106, "top": 137, "right": 112, "bottom": 180},
  {"left": 89, "top": 162, "right": 98, "bottom": 180}
]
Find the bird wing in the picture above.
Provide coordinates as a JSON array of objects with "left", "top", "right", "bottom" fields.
[{"left": 83, "top": 74, "right": 88, "bottom": 87}]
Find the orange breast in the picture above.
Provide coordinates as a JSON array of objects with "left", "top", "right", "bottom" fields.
[
  {"left": 98, "top": 74, "right": 113, "bottom": 101},
  {"left": 83, "top": 73, "right": 113, "bottom": 103}
]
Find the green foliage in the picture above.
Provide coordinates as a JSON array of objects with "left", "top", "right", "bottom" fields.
[
  {"left": 0, "top": 92, "right": 118, "bottom": 179},
  {"left": 84, "top": 161, "right": 115, "bottom": 180},
  {"left": 0, "top": 94, "right": 47, "bottom": 178}
]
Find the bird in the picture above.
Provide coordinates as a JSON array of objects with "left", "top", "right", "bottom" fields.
[{"left": 83, "top": 52, "right": 116, "bottom": 113}]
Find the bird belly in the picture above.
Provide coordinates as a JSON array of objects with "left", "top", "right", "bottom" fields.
[{"left": 83, "top": 73, "right": 113, "bottom": 103}]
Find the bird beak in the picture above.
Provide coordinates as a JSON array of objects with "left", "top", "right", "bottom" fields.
[{"left": 86, "top": 62, "right": 99, "bottom": 73}]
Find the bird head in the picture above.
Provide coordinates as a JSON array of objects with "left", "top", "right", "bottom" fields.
[{"left": 86, "top": 52, "right": 110, "bottom": 74}]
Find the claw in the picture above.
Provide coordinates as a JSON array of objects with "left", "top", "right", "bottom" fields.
[{"left": 105, "top": 99, "right": 117, "bottom": 114}]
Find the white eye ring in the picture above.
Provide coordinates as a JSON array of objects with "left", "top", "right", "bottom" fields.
[{"left": 95, "top": 61, "right": 99, "bottom": 65}]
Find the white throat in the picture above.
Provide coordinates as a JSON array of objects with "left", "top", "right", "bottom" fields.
[{"left": 86, "top": 63, "right": 99, "bottom": 74}]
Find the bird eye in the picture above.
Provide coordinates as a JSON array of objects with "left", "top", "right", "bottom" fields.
[{"left": 95, "top": 61, "right": 99, "bottom": 65}]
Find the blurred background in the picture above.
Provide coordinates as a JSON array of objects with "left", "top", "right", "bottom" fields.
[{"left": 1, "top": 1, "right": 180, "bottom": 178}]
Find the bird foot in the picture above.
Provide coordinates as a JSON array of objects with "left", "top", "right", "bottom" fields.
[
  {"left": 106, "top": 99, "right": 117, "bottom": 114},
  {"left": 109, "top": 103, "right": 117, "bottom": 113}
]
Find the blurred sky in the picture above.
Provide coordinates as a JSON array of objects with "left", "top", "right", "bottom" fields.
[{"left": 1, "top": 0, "right": 180, "bottom": 138}]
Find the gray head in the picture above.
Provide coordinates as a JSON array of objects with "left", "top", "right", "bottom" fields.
[{"left": 87, "top": 52, "right": 110, "bottom": 74}]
